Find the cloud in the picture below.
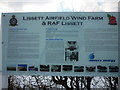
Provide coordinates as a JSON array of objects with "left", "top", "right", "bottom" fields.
[
  {"left": 0, "top": 0, "right": 61, "bottom": 12},
  {"left": 0, "top": 0, "right": 119, "bottom": 13},
  {"left": 22, "top": 1, "right": 61, "bottom": 12},
  {"left": 0, "top": 0, "right": 55, "bottom": 3},
  {"left": 7, "top": 2, "right": 25, "bottom": 11},
  {"left": 59, "top": 0, "right": 119, "bottom": 12}
]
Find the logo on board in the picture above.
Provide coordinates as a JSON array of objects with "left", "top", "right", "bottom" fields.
[
  {"left": 89, "top": 53, "right": 95, "bottom": 59},
  {"left": 107, "top": 14, "right": 117, "bottom": 25},
  {"left": 9, "top": 15, "right": 18, "bottom": 26}
]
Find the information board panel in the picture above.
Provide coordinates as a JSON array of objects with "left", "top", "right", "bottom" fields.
[{"left": 2, "top": 12, "right": 119, "bottom": 76}]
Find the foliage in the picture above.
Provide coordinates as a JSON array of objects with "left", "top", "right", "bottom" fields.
[{"left": 8, "top": 75, "right": 119, "bottom": 90}]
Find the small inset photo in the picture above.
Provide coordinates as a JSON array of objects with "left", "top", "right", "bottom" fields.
[
  {"left": 86, "top": 66, "right": 96, "bottom": 72},
  {"left": 63, "top": 65, "right": 72, "bottom": 71},
  {"left": 7, "top": 65, "right": 16, "bottom": 71},
  {"left": 51, "top": 65, "right": 61, "bottom": 72},
  {"left": 65, "top": 41, "right": 79, "bottom": 62},
  {"left": 29, "top": 66, "right": 38, "bottom": 71},
  {"left": 67, "top": 41, "right": 77, "bottom": 51},
  {"left": 109, "top": 66, "right": 119, "bottom": 72},
  {"left": 97, "top": 65, "right": 107, "bottom": 72},
  {"left": 74, "top": 66, "right": 84, "bottom": 72},
  {"left": 40, "top": 65, "right": 49, "bottom": 72},
  {"left": 18, "top": 64, "right": 27, "bottom": 71}
]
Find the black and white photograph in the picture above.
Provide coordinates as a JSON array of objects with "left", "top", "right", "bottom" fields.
[
  {"left": 40, "top": 65, "right": 50, "bottom": 72},
  {"left": 109, "top": 66, "right": 119, "bottom": 72},
  {"left": 63, "top": 65, "right": 73, "bottom": 71},
  {"left": 97, "top": 65, "right": 107, "bottom": 72},
  {"left": 29, "top": 66, "right": 38, "bottom": 71},
  {"left": 86, "top": 66, "right": 96, "bottom": 72},
  {"left": 51, "top": 65, "right": 61, "bottom": 72},
  {"left": 74, "top": 66, "right": 84, "bottom": 72},
  {"left": 65, "top": 41, "right": 79, "bottom": 62}
]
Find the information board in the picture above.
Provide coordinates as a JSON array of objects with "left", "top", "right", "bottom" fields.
[{"left": 2, "top": 12, "right": 119, "bottom": 76}]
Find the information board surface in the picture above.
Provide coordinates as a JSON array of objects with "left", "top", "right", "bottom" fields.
[{"left": 2, "top": 12, "right": 119, "bottom": 76}]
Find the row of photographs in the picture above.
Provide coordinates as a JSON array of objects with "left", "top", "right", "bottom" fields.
[{"left": 7, "top": 64, "right": 119, "bottom": 73}]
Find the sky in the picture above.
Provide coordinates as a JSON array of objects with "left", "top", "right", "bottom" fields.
[
  {"left": 0, "top": 0, "right": 119, "bottom": 13},
  {"left": 0, "top": 0, "right": 120, "bottom": 89}
]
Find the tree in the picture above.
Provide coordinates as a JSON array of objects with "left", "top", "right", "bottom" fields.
[
  {"left": 52, "top": 76, "right": 93, "bottom": 90},
  {"left": 104, "top": 77, "right": 118, "bottom": 90},
  {"left": 8, "top": 75, "right": 119, "bottom": 90}
]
